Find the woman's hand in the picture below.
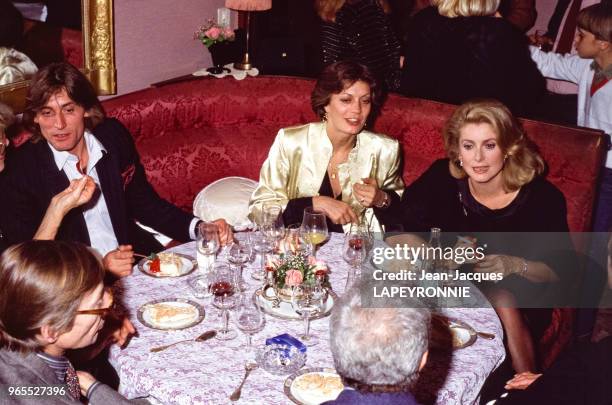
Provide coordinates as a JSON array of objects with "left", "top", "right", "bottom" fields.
[
  {"left": 313, "top": 196, "right": 358, "bottom": 225},
  {"left": 353, "top": 178, "right": 386, "bottom": 208},
  {"left": 103, "top": 245, "right": 135, "bottom": 278},
  {"left": 76, "top": 371, "right": 97, "bottom": 396},
  {"left": 211, "top": 218, "right": 233, "bottom": 246},
  {"left": 50, "top": 176, "right": 96, "bottom": 217},
  {"left": 504, "top": 371, "right": 542, "bottom": 390},
  {"left": 474, "top": 254, "right": 525, "bottom": 279}
]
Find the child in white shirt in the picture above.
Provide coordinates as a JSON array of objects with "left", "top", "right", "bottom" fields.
[{"left": 530, "top": 3, "right": 612, "bottom": 232}]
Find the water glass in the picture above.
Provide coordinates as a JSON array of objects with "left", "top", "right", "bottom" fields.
[
  {"left": 236, "top": 303, "right": 265, "bottom": 348},
  {"left": 291, "top": 285, "right": 323, "bottom": 347},
  {"left": 197, "top": 221, "right": 220, "bottom": 274},
  {"left": 228, "top": 233, "right": 252, "bottom": 290},
  {"left": 251, "top": 231, "right": 274, "bottom": 281}
]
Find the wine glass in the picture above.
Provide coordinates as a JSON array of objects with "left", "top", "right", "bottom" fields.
[
  {"left": 236, "top": 302, "right": 265, "bottom": 349},
  {"left": 342, "top": 230, "right": 367, "bottom": 291},
  {"left": 211, "top": 265, "right": 238, "bottom": 341},
  {"left": 227, "top": 233, "right": 252, "bottom": 291},
  {"left": 197, "top": 221, "right": 220, "bottom": 275},
  {"left": 301, "top": 207, "right": 328, "bottom": 258},
  {"left": 262, "top": 205, "right": 285, "bottom": 249},
  {"left": 291, "top": 284, "right": 323, "bottom": 347},
  {"left": 250, "top": 231, "right": 274, "bottom": 281},
  {"left": 284, "top": 224, "right": 312, "bottom": 256}
]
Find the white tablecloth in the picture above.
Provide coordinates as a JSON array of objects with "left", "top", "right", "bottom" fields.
[{"left": 109, "top": 233, "right": 505, "bottom": 405}]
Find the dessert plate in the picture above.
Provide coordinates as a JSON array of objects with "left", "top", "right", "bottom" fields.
[
  {"left": 252, "top": 288, "right": 336, "bottom": 321},
  {"left": 284, "top": 367, "right": 344, "bottom": 405},
  {"left": 138, "top": 253, "right": 196, "bottom": 278},
  {"left": 137, "top": 298, "right": 205, "bottom": 330}
]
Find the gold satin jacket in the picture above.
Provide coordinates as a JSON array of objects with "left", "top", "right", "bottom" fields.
[{"left": 248, "top": 122, "right": 404, "bottom": 234}]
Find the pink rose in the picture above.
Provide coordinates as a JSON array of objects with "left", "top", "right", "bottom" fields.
[
  {"left": 206, "top": 27, "right": 221, "bottom": 40},
  {"left": 285, "top": 269, "right": 303, "bottom": 287}
]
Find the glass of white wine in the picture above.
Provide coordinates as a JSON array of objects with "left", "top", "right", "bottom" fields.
[{"left": 300, "top": 207, "right": 328, "bottom": 258}]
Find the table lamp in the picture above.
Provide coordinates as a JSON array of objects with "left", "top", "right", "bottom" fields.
[{"left": 225, "top": 0, "right": 272, "bottom": 70}]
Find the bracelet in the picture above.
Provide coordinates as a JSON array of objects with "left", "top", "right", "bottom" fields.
[{"left": 374, "top": 192, "right": 390, "bottom": 209}]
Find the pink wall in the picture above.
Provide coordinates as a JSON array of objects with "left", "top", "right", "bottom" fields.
[{"left": 113, "top": 0, "right": 227, "bottom": 96}]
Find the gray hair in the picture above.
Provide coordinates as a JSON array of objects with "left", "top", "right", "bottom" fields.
[{"left": 329, "top": 284, "right": 430, "bottom": 390}]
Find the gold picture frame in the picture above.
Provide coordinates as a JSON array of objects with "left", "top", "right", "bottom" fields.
[{"left": 0, "top": 0, "right": 117, "bottom": 113}]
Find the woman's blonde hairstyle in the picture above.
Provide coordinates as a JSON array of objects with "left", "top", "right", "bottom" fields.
[
  {"left": 433, "top": 0, "right": 500, "bottom": 18},
  {"left": 315, "top": 0, "right": 391, "bottom": 22},
  {"left": 443, "top": 99, "right": 544, "bottom": 191},
  {"left": 0, "top": 241, "right": 105, "bottom": 353}
]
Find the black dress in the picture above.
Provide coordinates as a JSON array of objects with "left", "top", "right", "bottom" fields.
[
  {"left": 380, "top": 159, "right": 578, "bottom": 344},
  {"left": 399, "top": 7, "right": 545, "bottom": 116},
  {"left": 320, "top": 0, "right": 401, "bottom": 91}
]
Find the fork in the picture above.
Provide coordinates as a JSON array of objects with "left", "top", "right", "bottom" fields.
[{"left": 229, "top": 362, "right": 258, "bottom": 401}]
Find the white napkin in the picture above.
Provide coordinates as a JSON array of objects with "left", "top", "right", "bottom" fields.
[{"left": 193, "top": 63, "right": 259, "bottom": 80}]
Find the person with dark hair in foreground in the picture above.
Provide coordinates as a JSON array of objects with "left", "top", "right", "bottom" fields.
[
  {"left": 322, "top": 284, "right": 430, "bottom": 404},
  {"left": 249, "top": 60, "right": 404, "bottom": 234},
  {"left": 1, "top": 62, "right": 232, "bottom": 278}
]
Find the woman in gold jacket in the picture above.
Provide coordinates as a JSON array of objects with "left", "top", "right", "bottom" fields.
[{"left": 249, "top": 61, "right": 404, "bottom": 234}]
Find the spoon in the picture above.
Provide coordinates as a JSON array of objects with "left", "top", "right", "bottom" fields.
[
  {"left": 450, "top": 325, "right": 495, "bottom": 340},
  {"left": 150, "top": 330, "right": 216, "bottom": 352},
  {"left": 229, "top": 361, "right": 258, "bottom": 401}
]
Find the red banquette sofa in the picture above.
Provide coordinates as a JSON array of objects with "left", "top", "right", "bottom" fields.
[{"left": 102, "top": 76, "right": 607, "bottom": 368}]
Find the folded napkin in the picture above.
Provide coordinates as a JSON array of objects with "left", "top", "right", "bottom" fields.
[
  {"left": 193, "top": 63, "right": 259, "bottom": 80},
  {"left": 266, "top": 333, "right": 307, "bottom": 354}
]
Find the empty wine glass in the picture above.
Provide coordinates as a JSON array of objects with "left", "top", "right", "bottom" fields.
[
  {"left": 236, "top": 302, "right": 265, "bottom": 349},
  {"left": 291, "top": 284, "right": 323, "bottom": 347},
  {"left": 262, "top": 205, "right": 285, "bottom": 249},
  {"left": 342, "top": 230, "right": 367, "bottom": 291},
  {"left": 228, "top": 233, "right": 252, "bottom": 291},
  {"left": 251, "top": 231, "right": 274, "bottom": 281},
  {"left": 284, "top": 224, "right": 312, "bottom": 256},
  {"left": 197, "top": 221, "right": 220, "bottom": 275},
  {"left": 301, "top": 207, "right": 328, "bottom": 258},
  {"left": 211, "top": 265, "right": 238, "bottom": 341}
]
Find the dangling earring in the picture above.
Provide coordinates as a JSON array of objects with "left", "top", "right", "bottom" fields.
[
  {"left": 322, "top": 112, "right": 328, "bottom": 122},
  {"left": 504, "top": 154, "right": 508, "bottom": 162},
  {"left": 459, "top": 159, "right": 463, "bottom": 167}
]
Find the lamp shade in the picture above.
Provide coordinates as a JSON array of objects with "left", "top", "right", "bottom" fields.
[{"left": 225, "top": 0, "right": 271, "bottom": 11}]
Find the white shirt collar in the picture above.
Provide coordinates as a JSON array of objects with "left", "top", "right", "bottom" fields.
[{"left": 48, "top": 130, "right": 107, "bottom": 173}]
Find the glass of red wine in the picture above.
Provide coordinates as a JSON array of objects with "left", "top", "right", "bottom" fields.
[
  {"left": 211, "top": 265, "right": 238, "bottom": 341},
  {"left": 342, "top": 228, "right": 368, "bottom": 291}
]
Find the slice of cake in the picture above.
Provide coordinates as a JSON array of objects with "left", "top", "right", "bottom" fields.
[
  {"left": 157, "top": 252, "right": 183, "bottom": 276},
  {"left": 146, "top": 303, "right": 198, "bottom": 327}
]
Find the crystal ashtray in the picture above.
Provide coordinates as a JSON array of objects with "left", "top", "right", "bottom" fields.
[{"left": 256, "top": 343, "right": 307, "bottom": 376}]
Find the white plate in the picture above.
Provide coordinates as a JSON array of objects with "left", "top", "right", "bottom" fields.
[
  {"left": 137, "top": 298, "right": 205, "bottom": 330},
  {"left": 253, "top": 288, "right": 336, "bottom": 321},
  {"left": 138, "top": 253, "right": 196, "bottom": 278},
  {"left": 284, "top": 367, "right": 344, "bottom": 405}
]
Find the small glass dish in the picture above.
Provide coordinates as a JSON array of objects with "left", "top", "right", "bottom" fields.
[{"left": 256, "top": 343, "right": 307, "bottom": 376}]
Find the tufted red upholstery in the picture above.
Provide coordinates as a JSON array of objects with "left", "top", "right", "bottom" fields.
[{"left": 103, "top": 75, "right": 606, "bottom": 233}]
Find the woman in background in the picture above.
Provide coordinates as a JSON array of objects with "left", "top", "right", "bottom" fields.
[
  {"left": 316, "top": 0, "right": 402, "bottom": 91},
  {"left": 249, "top": 61, "right": 404, "bottom": 234},
  {"left": 400, "top": 0, "right": 544, "bottom": 117}
]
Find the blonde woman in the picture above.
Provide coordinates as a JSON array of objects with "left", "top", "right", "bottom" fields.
[
  {"left": 400, "top": 0, "right": 544, "bottom": 116},
  {"left": 316, "top": 0, "right": 402, "bottom": 91},
  {"left": 380, "top": 100, "right": 575, "bottom": 373}
]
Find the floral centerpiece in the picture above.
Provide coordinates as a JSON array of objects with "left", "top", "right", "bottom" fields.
[
  {"left": 194, "top": 19, "right": 235, "bottom": 48},
  {"left": 266, "top": 253, "right": 330, "bottom": 300}
]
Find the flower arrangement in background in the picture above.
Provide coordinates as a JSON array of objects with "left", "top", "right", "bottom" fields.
[{"left": 194, "top": 19, "right": 235, "bottom": 48}]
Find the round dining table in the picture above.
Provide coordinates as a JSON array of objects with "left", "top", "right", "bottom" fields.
[{"left": 109, "top": 232, "right": 505, "bottom": 405}]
